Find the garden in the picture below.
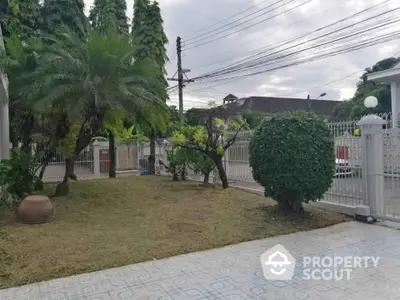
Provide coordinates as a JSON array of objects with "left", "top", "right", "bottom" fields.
[
  {"left": 0, "top": 176, "right": 349, "bottom": 289},
  {"left": 0, "top": 0, "right": 350, "bottom": 291},
  {"left": 0, "top": 105, "right": 351, "bottom": 289}
]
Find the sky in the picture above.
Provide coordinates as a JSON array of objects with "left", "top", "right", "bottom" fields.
[{"left": 83, "top": 0, "right": 400, "bottom": 110}]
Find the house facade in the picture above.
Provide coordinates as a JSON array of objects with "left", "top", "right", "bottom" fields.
[{"left": 0, "top": 24, "right": 9, "bottom": 160}]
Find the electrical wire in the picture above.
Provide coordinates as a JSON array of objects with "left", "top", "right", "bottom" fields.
[
  {"left": 189, "top": 0, "right": 354, "bottom": 72},
  {"left": 184, "top": 0, "right": 288, "bottom": 44},
  {"left": 194, "top": 0, "right": 393, "bottom": 80},
  {"left": 187, "top": 28, "right": 400, "bottom": 93},
  {"left": 184, "top": 0, "right": 314, "bottom": 51},
  {"left": 208, "top": 16, "right": 400, "bottom": 79},
  {"left": 182, "top": 0, "right": 274, "bottom": 40},
  {"left": 200, "top": 30, "right": 400, "bottom": 83},
  {"left": 194, "top": 2, "right": 400, "bottom": 80}
]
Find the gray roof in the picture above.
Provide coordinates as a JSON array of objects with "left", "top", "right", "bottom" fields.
[{"left": 212, "top": 96, "right": 340, "bottom": 118}]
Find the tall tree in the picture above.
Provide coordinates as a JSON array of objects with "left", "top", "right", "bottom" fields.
[
  {"left": 115, "top": 0, "right": 129, "bottom": 35},
  {"left": 29, "top": 29, "right": 166, "bottom": 195},
  {"left": 89, "top": 0, "right": 130, "bottom": 178},
  {"left": 0, "top": 0, "right": 41, "bottom": 40},
  {"left": 0, "top": 0, "right": 41, "bottom": 152},
  {"left": 131, "top": 0, "right": 169, "bottom": 175},
  {"left": 41, "top": 0, "right": 87, "bottom": 38},
  {"left": 89, "top": 0, "right": 118, "bottom": 34},
  {"left": 332, "top": 57, "right": 400, "bottom": 120}
]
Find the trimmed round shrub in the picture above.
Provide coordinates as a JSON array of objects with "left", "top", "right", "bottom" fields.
[{"left": 249, "top": 111, "right": 335, "bottom": 212}]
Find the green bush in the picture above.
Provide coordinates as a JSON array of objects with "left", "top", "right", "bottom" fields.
[
  {"left": 188, "top": 151, "right": 215, "bottom": 185},
  {"left": 249, "top": 111, "right": 335, "bottom": 212},
  {"left": 0, "top": 151, "right": 42, "bottom": 207},
  {"left": 160, "top": 146, "right": 189, "bottom": 181}
]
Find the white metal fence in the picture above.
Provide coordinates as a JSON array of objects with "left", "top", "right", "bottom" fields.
[
  {"left": 39, "top": 142, "right": 140, "bottom": 182},
  {"left": 35, "top": 112, "right": 400, "bottom": 222},
  {"left": 220, "top": 127, "right": 365, "bottom": 206},
  {"left": 375, "top": 127, "right": 400, "bottom": 220},
  {"left": 162, "top": 112, "right": 400, "bottom": 222}
]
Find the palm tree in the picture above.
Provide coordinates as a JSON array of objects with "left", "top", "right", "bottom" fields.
[
  {"left": 29, "top": 28, "right": 167, "bottom": 195},
  {"left": 0, "top": 34, "right": 42, "bottom": 151}
]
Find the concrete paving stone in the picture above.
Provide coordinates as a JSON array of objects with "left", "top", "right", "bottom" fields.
[{"left": 2, "top": 221, "right": 400, "bottom": 300}]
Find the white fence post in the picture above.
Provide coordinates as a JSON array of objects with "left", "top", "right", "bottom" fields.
[
  {"left": 115, "top": 144, "right": 119, "bottom": 171},
  {"left": 93, "top": 141, "right": 100, "bottom": 177},
  {"left": 357, "top": 115, "right": 386, "bottom": 217}
]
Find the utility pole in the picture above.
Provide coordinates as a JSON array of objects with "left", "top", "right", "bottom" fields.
[
  {"left": 177, "top": 36, "right": 184, "bottom": 124},
  {"left": 307, "top": 94, "right": 311, "bottom": 112},
  {"left": 167, "top": 36, "right": 194, "bottom": 124}
]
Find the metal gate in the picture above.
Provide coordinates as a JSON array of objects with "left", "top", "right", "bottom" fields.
[{"left": 37, "top": 144, "right": 95, "bottom": 182}]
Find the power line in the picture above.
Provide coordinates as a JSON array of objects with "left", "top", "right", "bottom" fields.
[
  {"left": 198, "top": 30, "right": 400, "bottom": 83},
  {"left": 187, "top": 27, "right": 400, "bottom": 93},
  {"left": 184, "top": 0, "right": 287, "bottom": 44},
  {"left": 167, "top": 84, "right": 179, "bottom": 91},
  {"left": 182, "top": 0, "right": 274, "bottom": 40},
  {"left": 208, "top": 17, "right": 398, "bottom": 79},
  {"left": 184, "top": 0, "right": 314, "bottom": 51},
  {"left": 195, "top": 0, "right": 392, "bottom": 79},
  {"left": 284, "top": 70, "right": 363, "bottom": 98},
  {"left": 189, "top": 0, "right": 352, "bottom": 72},
  {"left": 284, "top": 50, "right": 400, "bottom": 97},
  {"left": 193, "top": 1, "right": 395, "bottom": 81}
]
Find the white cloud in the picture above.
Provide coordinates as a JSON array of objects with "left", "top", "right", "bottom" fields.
[
  {"left": 339, "top": 87, "right": 356, "bottom": 100},
  {"left": 83, "top": 0, "right": 400, "bottom": 109}
]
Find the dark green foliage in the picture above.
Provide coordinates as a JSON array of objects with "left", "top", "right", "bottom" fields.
[
  {"left": 332, "top": 57, "right": 400, "bottom": 120},
  {"left": 89, "top": 0, "right": 130, "bottom": 179},
  {"left": 131, "top": 0, "right": 169, "bottom": 174},
  {"left": 189, "top": 151, "right": 215, "bottom": 184},
  {"left": 89, "top": 0, "right": 128, "bottom": 35},
  {"left": 115, "top": 0, "right": 129, "bottom": 34},
  {"left": 131, "top": 0, "right": 168, "bottom": 101},
  {"left": 241, "top": 110, "right": 265, "bottom": 129},
  {"left": 0, "top": 150, "right": 42, "bottom": 206},
  {"left": 0, "top": 0, "right": 41, "bottom": 41},
  {"left": 41, "top": 0, "right": 88, "bottom": 39},
  {"left": 185, "top": 108, "right": 208, "bottom": 126},
  {"left": 160, "top": 146, "right": 189, "bottom": 181},
  {"left": 249, "top": 111, "right": 335, "bottom": 212},
  {"left": 131, "top": 0, "right": 153, "bottom": 59},
  {"left": 165, "top": 105, "right": 180, "bottom": 136}
]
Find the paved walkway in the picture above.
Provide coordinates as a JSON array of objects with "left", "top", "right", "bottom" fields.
[{"left": 2, "top": 221, "right": 400, "bottom": 300}]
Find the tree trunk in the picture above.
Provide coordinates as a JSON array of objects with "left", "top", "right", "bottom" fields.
[
  {"left": 108, "top": 130, "right": 116, "bottom": 178},
  {"left": 21, "top": 115, "right": 34, "bottom": 154},
  {"left": 68, "top": 159, "right": 77, "bottom": 180},
  {"left": 55, "top": 156, "right": 76, "bottom": 196},
  {"left": 215, "top": 156, "right": 229, "bottom": 189},
  {"left": 10, "top": 130, "right": 18, "bottom": 149},
  {"left": 39, "top": 161, "right": 49, "bottom": 180},
  {"left": 203, "top": 173, "right": 210, "bottom": 185},
  {"left": 148, "top": 136, "right": 156, "bottom": 175},
  {"left": 181, "top": 167, "right": 186, "bottom": 181}
]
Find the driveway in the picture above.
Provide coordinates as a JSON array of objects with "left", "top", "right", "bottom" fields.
[{"left": 1, "top": 221, "right": 400, "bottom": 300}]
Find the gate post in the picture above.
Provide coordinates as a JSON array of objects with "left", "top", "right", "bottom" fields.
[
  {"left": 357, "top": 115, "right": 386, "bottom": 217},
  {"left": 93, "top": 141, "right": 100, "bottom": 177}
]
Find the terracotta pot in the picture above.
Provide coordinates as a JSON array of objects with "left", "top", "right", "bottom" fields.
[{"left": 17, "top": 195, "right": 55, "bottom": 224}]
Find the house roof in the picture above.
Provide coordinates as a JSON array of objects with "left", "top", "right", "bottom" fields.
[
  {"left": 211, "top": 96, "right": 340, "bottom": 118},
  {"left": 223, "top": 93, "right": 238, "bottom": 101},
  {"left": 367, "top": 64, "right": 400, "bottom": 84}
]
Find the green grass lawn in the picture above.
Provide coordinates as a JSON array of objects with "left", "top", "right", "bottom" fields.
[{"left": 0, "top": 176, "right": 350, "bottom": 289}]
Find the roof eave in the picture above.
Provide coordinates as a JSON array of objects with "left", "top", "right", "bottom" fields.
[{"left": 367, "top": 68, "right": 400, "bottom": 84}]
